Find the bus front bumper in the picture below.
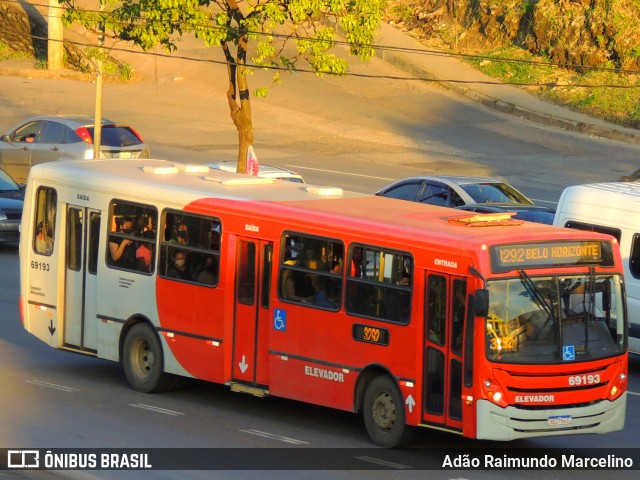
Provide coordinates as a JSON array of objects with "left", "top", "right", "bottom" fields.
[{"left": 476, "top": 393, "right": 626, "bottom": 441}]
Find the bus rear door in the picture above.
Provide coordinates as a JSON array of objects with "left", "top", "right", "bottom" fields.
[
  {"left": 63, "top": 205, "right": 100, "bottom": 352},
  {"left": 423, "top": 273, "right": 466, "bottom": 431},
  {"left": 231, "top": 237, "right": 273, "bottom": 390}
]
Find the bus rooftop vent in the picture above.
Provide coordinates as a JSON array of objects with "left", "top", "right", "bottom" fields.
[
  {"left": 204, "top": 176, "right": 276, "bottom": 186},
  {"left": 178, "top": 164, "right": 211, "bottom": 174},
  {"left": 142, "top": 165, "right": 180, "bottom": 175},
  {"left": 305, "top": 186, "right": 344, "bottom": 196},
  {"left": 448, "top": 212, "right": 523, "bottom": 226}
]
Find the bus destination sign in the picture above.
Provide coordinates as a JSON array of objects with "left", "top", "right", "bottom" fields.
[{"left": 490, "top": 241, "right": 612, "bottom": 273}]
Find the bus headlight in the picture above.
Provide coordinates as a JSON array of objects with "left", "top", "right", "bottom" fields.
[
  {"left": 609, "top": 372, "right": 627, "bottom": 400},
  {"left": 483, "top": 379, "right": 507, "bottom": 407}
]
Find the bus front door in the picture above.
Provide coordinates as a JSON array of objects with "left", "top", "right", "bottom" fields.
[
  {"left": 232, "top": 237, "right": 273, "bottom": 387},
  {"left": 63, "top": 206, "right": 101, "bottom": 353},
  {"left": 422, "top": 274, "right": 466, "bottom": 431}
]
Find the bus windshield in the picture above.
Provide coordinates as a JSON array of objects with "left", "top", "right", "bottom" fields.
[{"left": 485, "top": 273, "right": 625, "bottom": 364}]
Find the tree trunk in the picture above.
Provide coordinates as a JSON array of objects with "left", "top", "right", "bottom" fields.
[
  {"left": 226, "top": 62, "right": 253, "bottom": 173},
  {"left": 223, "top": 5, "right": 253, "bottom": 174}
]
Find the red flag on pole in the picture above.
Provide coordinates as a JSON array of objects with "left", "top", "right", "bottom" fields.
[{"left": 247, "top": 146, "right": 259, "bottom": 176}]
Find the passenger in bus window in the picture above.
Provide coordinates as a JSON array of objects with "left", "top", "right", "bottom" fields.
[
  {"left": 109, "top": 217, "right": 136, "bottom": 269},
  {"left": 282, "top": 265, "right": 308, "bottom": 302},
  {"left": 34, "top": 221, "right": 53, "bottom": 254},
  {"left": 137, "top": 215, "right": 156, "bottom": 237},
  {"left": 167, "top": 250, "right": 193, "bottom": 281},
  {"left": 331, "top": 258, "right": 342, "bottom": 273},
  {"left": 385, "top": 273, "right": 411, "bottom": 322},
  {"left": 136, "top": 230, "right": 155, "bottom": 272},
  {"left": 169, "top": 222, "right": 189, "bottom": 245},
  {"left": 310, "top": 275, "right": 335, "bottom": 308},
  {"left": 197, "top": 256, "right": 218, "bottom": 285}
]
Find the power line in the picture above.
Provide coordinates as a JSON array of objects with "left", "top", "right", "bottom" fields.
[
  {"left": 1, "top": 5, "right": 639, "bottom": 88},
  {"left": 8, "top": 0, "right": 640, "bottom": 76},
  {"left": 4, "top": 30, "right": 637, "bottom": 90}
]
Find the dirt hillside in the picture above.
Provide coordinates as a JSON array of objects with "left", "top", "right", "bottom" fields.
[{"left": 388, "top": 0, "right": 640, "bottom": 70}]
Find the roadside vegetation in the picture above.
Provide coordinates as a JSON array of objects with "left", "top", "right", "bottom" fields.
[
  {"left": 468, "top": 48, "right": 640, "bottom": 129},
  {"left": 0, "top": 38, "right": 133, "bottom": 81},
  {"left": 0, "top": 39, "right": 33, "bottom": 61},
  {"left": 385, "top": 1, "right": 640, "bottom": 129}
]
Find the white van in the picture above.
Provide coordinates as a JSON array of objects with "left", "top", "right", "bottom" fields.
[{"left": 554, "top": 182, "right": 640, "bottom": 354}]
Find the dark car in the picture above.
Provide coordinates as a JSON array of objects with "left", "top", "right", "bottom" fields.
[
  {"left": 0, "top": 168, "right": 25, "bottom": 243},
  {"left": 455, "top": 203, "right": 555, "bottom": 224},
  {"left": 0, "top": 115, "right": 150, "bottom": 184},
  {"left": 375, "top": 175, "right": 535, "bottom": 207}
]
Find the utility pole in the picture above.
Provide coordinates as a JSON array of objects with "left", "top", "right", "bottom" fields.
[
  {"left": 47, "top": 0, "right": 64, "bottom": 70},
  {"left": 93, "top": 1, "right": 104, "bottom": 159}
]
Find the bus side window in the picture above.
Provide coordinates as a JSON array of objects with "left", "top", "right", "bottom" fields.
[
  {"left": 106, "top": 201, "right": 157, "bottom": 273},
  {"left": 278, "top": 232, "right": 343, "bottom": 310},
  {"left": 159, "top": 209, "right": 221, "bottom": 286},
  {"left": 345, "top": 244, "right": 413, "bottom": 324},
  {"left": 88, "top": 212, "right": 101, "bottom": 275},
  {"left": 33, "top": 187, "right": 57, "bottom": 256},
  {"left": 630, "top": 233, "right": 640, "bottom": 278}
]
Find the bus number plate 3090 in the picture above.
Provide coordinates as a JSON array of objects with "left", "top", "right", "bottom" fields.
[
  {"left": 352, "top": 324, "right": 389, "bottom": 346},
  {"left": 547, "top": 415, "right": 572, "bottom": 426}
]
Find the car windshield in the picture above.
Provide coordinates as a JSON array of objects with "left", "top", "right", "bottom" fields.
[
  {"left": 87, "top": 127, "right": 142, "bottom": 147},
  {"left": 461, "top": 182, "right": 532, "bottom": 204},
  {"left": 485, "top": 273, "right": 625, "bottom": 364},
  {"left": 0, "top": 170, "right": 19, "bottom": 191}
]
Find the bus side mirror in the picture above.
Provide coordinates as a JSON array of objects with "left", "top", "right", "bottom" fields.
[{"left": 474, "top": 289, "right": 489, "bottom": 317}]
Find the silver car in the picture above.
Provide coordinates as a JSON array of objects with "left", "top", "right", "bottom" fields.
[
  {"left": 0, "top": 115, "right": 151, "bottom": 183},
  {"left": 375, "top": 175, "right": 536, "bottom": 208}
]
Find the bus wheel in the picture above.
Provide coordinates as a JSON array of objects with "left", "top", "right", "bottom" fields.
[
  {"left": 363, "top": 375, "right": 415, "bottom": 448},
  {"left": 123, "top": 323, "right": 174, "bottom": 393}
]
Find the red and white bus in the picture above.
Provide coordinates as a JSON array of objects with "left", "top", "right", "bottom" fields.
[{"left": 19, "top": 158, "right": 628, "bottom": 447}]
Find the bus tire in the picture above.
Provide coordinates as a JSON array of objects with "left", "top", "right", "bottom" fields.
[
  {"left": 363, "top": 375, "right": 415, "bottom": 448},
  {"left": 123, "top": 323, "right": 174, "bottom": 393}
]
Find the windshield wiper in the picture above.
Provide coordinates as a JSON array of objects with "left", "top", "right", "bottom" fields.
[
  {"left": 519, "top": 271, "right": 557, "bottom": 341},
  {"left": 583, "top": 266, "right": 598, "bottom": 349}
]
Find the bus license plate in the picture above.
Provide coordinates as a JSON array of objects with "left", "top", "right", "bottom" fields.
[{"left": 547, "top": 415, "right": 572, "bottom": 426}]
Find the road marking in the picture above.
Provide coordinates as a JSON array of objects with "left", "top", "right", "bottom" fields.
[
  {"left": 240, "top": 429, "right": 308, "bottom": 445},
  {"left": 628, "top": 391, "right": 640, "bottom": 397},
  {"left": 26, "top": 379, "right": 78, "bottom": 392},
  {"left": 285, "top": 165, "right": 394, "bottom": 181},
  {"left": 129, "top": 403, "right": 186, "bottom": 416},
  {"left": 354, "top": 456, "right": 412, "bottom": 470}
]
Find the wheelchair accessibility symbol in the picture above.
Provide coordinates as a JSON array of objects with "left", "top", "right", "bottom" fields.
[
  {"left": 273, "top": 309, "right": 286, "bottom": 331},
  {"left": 562, "top": 345, "right": 575, "bottom": 361}
]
